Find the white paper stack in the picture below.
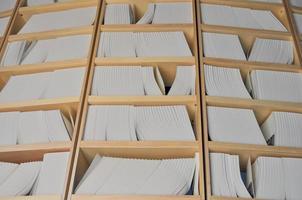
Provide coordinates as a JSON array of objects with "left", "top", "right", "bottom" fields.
[
  {"left": 261, "top": 111, "right": 302, "bottom": 148},
  {"left": 210, "top": 153, "right": 251, "bottom": 198},
  {"left": 202, "top": 32, "right": 246, "bottom": 60},
  {"left": 1, "top": 35, "right": 91, "bottom": 66},
  {"left": 104, "top": 4, "right": 134, "bottom": 24},
  {"left": 168, "top": 66, "right": 195, "bottom": 96},
  {"left": 247, "top": 70, "right": 302, "bottom": 103},
  {"left": 282, "top": 158, "right": 302, "bottom": 199},
  {"left": 201, "top": 4, "right": 287, "bottom": 31},
  {"left": 0, "top": 0, "right": 17, "bottom": 13},
  {"left": 137, "top": 3, "right": 192, "bottom": 24},
  {"left": 0, "top": 17, "right": 9, "bottom": 37},
  {"left": 18, "top": 7, "right": 96, "bottom": 34},
  {"left": 98, "top": 31, "right": 192, "bottom": 57},
  {"left": 207, "top": 106, "right": 266, "bottom": 145},
  {"left": 84, "top": 105, "right": 195, "bottom": 141},
  {"left": 204, "top": 65, "right": 251, "bottom": 99},
  {"left": 0, "top": 161, "right": 41, "bottom": 197},
  {"left": 75, "top": 155, "right": 196, "bottom": 195},
  {"left": 0, "top": 68, "right": 85, "bottom": 103},
  {"left": 27, "top": 0, "right": 72, "bottom": 6},
  {"left": 98, "top": 32, "right": 136, "bottom": 57},
  {"left": 290, "top": 0, "right": 302, "bottom": 7},
  {"left": 0, "top": 111, "right": 19, "bottom": 146},
  {"left": 294, "top": 13, "right": 302, "bottom": 34},
  {"left": 248, "top": 38, "right": 294, "bottom": 64},
  {"left": 91, "top": 66, "right": 162, "bottom": 96},
  {"left": 135, "top": 32, "right": 192, "bottom": 57},
  {"left": 135, "top": 105, "right": 195, "bottom": 141},
  {"left": 252, "top": 156, "right": 285, "bottom": 199},
  {"left": 32, "top": 152, "right": 69, "bottom": 195}
]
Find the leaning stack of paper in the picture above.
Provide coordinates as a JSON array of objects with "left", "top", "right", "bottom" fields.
[
  {"left": 104, "top": 4, "right": 134, "bottom": 24},
  {"left": 201, "top": 4, "right": 287, "bottom": 31},
  {"left": 91, "top": 66, "right": 163, "bottom": 96},
  {"left": 18, "top": 7, "right": 96, "bottom": 34},
  {"left": 0, "top": 109, "right": 71, "bottom": 146},
  {"left": 0, "top": 161, "right": 41, "bottom": 197},
  {"left": 168, "top": 66, "right": 195, "bottom": 95},
  {"left": 75, "top": 155, "right": 196, "bottom": 195},
  {"left": 247, "top": 70, "right": 302, "bottom": 103},
  {"left": 248, "top": 38, "right": 294, "bottom": 64},
  {"left": 202, "top": 32, "right": 246, "bottom": 60},
  {"left": 27, "top": 0, "right": 72, "bottom": 6},
  {"left": 261, "top": 111, "right": 302, "bottom": 148},
  {"left": 98, "top": 31, "right": 192, "bottom": 57},
  {"left": 210, "top": 153, "right": 251, "bottom": 198},
  {"left": 0, "top": 17, "right": 9, "bottom": 37},
  {"left": 204, "top": 65, "right": 251, "bottom": 98},
  {"left": 1, "top": 35, "right": 91, "bottom": 66},
  {"left": 0, "top": 67, "right": 85, "bottom": 103},
  {"left": 294, "top": 13, "right": 302, "bottom": 34},
  {"left": 32, "top": 152, "right": 69, "bottom": 195},
  {"left": 290, "top": 0, "right": 302, "bottom": 7},
  {"left": 84, "top": 105, "right": 195, "bottom": 141},
  {"left": 0, "top": 0, "right": 17, "bottom": 13},
  {"left": 207, "top": 106, "right": 266, "bottom": 145},
  {"left": 137, "top": 3, "right": 192, "bottom": 24},
  {"left": 282, "top": 158, "right": 302, "bottom": 199}
]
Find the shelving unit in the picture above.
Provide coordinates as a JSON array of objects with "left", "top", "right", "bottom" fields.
[{"left": 196, "top": 0, "right": 302, "bottom": 200}]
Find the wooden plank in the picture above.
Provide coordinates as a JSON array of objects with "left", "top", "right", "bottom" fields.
[{"left": 72, "top": 195, "right": 201, "bottom": 200}]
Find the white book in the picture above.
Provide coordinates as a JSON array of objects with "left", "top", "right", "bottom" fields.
[
  {"left": 18, "top": 7, "right": 96, "bottom": 34},
  {"left": 290, "top": 0, "right": 302, "bottom": 7},
  {"left": 168, "top": 66, "right": 195, "bottom": 96},
  {"left": 294, "top": 13, "right": 302, "bottom": 34},
  {"left": 0, "top": 72, "right": 51, "bottom": 103},
  {"left": 33, "top": 152, "right": 69, "bottom": 195},
  {"left": 1, "top": 41, "right": 29, "bottom": 66},
  {"left": 0, "top": 17, "right": 9, "bottom": 36},
  {"left": 43, "top": 68, "right": 85, "bottom": 99},
  {"left": 84, "top": 106, "right": 108, "bottom": 141},
  {"left": 0, "top": 0, "right": 17, "bottom": 13},
  {"left": 0, "top": 161, "right": 41, "bottom": 196},
  {"left": 201, "top": 4, "right": 237, "bottom": 27},
  {"left": 0, "top": 112, "right": 19, "bottom": 146},
  {"left": 20, "top": 39, "right": 52, "bottom": 65},
  {"left": 0, "top": 162, "right": 19, "bottom": 185},
  {"left": 137, "top": 4, "right": 155, "bottom": 24},
  {"left": 251, "top": 10, "right": 286, "bottom": 31},
  {"left": 104, "top": 4, "right": 134, "bottom": 24},
  {"left": 203, "top": 32, "right": 246, "bottom": 60},
  {"left": 282, "top": 158, "right": 302, "bottom": 199},
  {"left": 141, "top": 67, "right": 163, "bottom": 95},
  {"left": 248, "top": 70, "right": 302, "bottom": 103},
  {"left": 207, "top": 106, "right": 267, "bottom": 145},
  {"left": 204, "top": 65, "right": 251, "bottom": 99}
]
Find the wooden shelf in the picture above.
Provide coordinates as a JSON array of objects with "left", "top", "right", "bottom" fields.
[{"left": 71, "top": 195, "right": 201, "bottom": 200}]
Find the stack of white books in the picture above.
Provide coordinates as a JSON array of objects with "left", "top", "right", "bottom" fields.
[
  {"left": 18, "top": 7, "right": 96, "bottom": 34},
  {"left": 0, "top": 17, "right": 9, "bottom": 37},
  {"left": 252, "top": 156, "right": 302, "bottom": 199},
  {"left": 207, "top": 106, "right": 267, "bottom": 145},
  {"left": 0, "top": 109, "right": 71, "bottom": 146},
  {"left": 248, "top": 38, "right": 294, "bottom": 64},
  {"left": 294, "top": 13, "right": 302, "bottom": 34},
  {"left": 202, "top": 32, "right": 246, "bottom": 60},
  {"left": 168, "top": 66, "right": 195, "bottom": 96},
  {"left": 104, "top": 4, "right": 134, "bottom": 24},
  {"left": 204, "top": 65, "right": 251, "bottom": 99},
  {"left": 0, "top": 152, "right": 69, "bottom": 197},
  {"left": 137, "top": 3, "right": 192, "bottom": 24},
  {"left": 0, "top": 67, "right": 85, "bottom": 103},
  {"left": 98, "top": 31, "right": 192, "bottom": 57},
  {"left": 290, "top": 0, "right": 302, "bottom": 7},
  {"left": 261, "top": 111, "right": 302, "bottom": 148},
  {"left": 201, "top": 4, "right": 287, "bottom": 31},
  {"left": 247, "top": 70, "right": 302, "bottom": 103},
  {"left": 203, "top": 32, "right": 294, "bottom": 64},
  {"left": 0, "top": 0, "right": 17, "bottom": 13},
  {"left": 75, "top": 155, "right": 197, "bottom": 195},
  {"left": 84, "top": 105, "right": 195, "bottom": 141},
  {"left": 1, "top": 35, "right": 91, "bottom": 66},
  {"left": 27, "top": 0, "right": 72, "bottom": 6},
  {"left": 210, "top": 153, "right": 251, "bottom": 198}
]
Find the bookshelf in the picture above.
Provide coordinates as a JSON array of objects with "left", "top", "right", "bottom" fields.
[{"left": 197, "top": 0, "right": 302, "bottom": 200}]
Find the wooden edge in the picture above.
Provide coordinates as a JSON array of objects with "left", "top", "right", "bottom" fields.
[{"left": 71, "top": 195, "right": 201, "bottom": 200}]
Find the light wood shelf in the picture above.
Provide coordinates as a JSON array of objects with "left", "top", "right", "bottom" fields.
[{"left": 72, "top": 195, "right": 201, "bottom": 200}]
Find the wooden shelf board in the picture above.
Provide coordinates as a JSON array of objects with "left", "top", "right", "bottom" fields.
[
  {"left": 105, "top": 0, "right": 193, "bottom": 4},
  {"left": 201, "top": 24, "right": 291, "bottom": 39},
  {"left": 0, "top": 195, "right": 61, "bottom": 200},
  {"left": 209, "top": 196, "right": 252, "bottom": 200},
  {"left": 0, "top": 10, "right": 13, "bottom": 18},
  {"left": 0, "top": 97, "right": 80, "bottom": 112},
  {"left": 19, "top": 0, "right": 98, "bottom": 15},
  {"left": 71, "top": 195, "right": 201, "bottom": 200},
  {"left": 8, "top": 26, "right": 93, "bottom": 42},
  {"left": 95, "top": 57, "right": 196, "bottom": 66}
]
